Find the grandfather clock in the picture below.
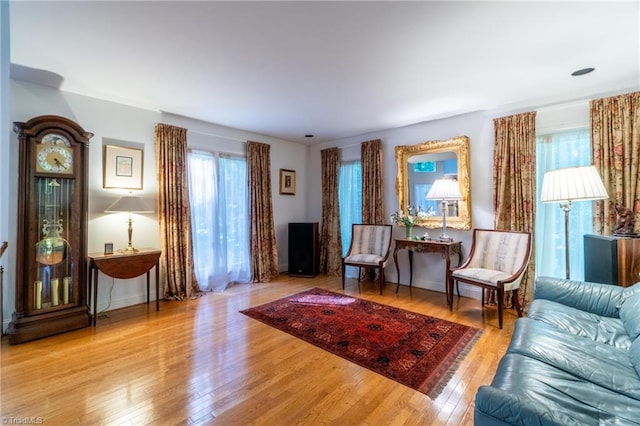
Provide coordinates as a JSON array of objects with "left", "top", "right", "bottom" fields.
[{"left": 8, "top": 115, "right": 93, "bottom": 344}]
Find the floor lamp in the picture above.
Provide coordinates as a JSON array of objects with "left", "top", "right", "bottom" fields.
[
  {"left": 426, "top": 178, "right": 462, "bottom": 242},
  {"left": 541, "top": 165, "right": 608, "bottom": 279}
]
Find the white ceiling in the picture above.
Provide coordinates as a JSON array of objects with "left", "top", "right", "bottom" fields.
[{"left": 9, "top": 1, "right": 640, "bottom": 144}]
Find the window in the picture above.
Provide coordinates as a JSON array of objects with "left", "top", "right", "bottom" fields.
[
  {"left": 339, "top": 161, "right": 362, "bottom": 277},
  {"left": 535, "top": 129, "right": 592, "bottom": 280},
  {"left": 188, "top": 150, "right": 250, "bottom": 291}
]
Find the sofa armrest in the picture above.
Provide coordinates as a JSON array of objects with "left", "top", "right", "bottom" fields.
[
  {"left": 534, "top": 276, "right": 639, "bottom": 317},
  {"left": 475, "top": 386, "right": 583, "bottom": 426}
]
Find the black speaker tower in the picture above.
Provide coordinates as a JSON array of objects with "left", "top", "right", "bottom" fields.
[{"left": 288, "top": 222, "right": 319, "bottom": 277}]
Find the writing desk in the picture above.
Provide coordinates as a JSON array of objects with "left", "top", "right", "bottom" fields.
[
  {"left": 393, "top": 239, "right": 463, "bottom": 301},
  {"left": 88, "top": 248, "right": 161, "bottom": 326}
]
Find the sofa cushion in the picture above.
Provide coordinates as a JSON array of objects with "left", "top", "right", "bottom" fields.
[
  {"left": 527, "top": 299, "right": 631, "bottom": 349},
  {"left": 475, "top": 386, "right": 582, "bottom": 426},
  {"left": 507, "top": 318, "right": 640, "bottom": 400},
  {"left": 486, "top": 353, "right": 640, "bottom": 425},
  {"left": 620, "top": 292, "right": 640, "bottom": 341},
  {"left": 534, "top": 277, "right": 640, "bottom": 317}
]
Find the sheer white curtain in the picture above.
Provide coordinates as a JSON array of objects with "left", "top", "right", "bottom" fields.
[
  {"left": 188, "top": 150, "right": 250, "bottom": 291},
  {"left": 536, "top": 129, "right": 592, "bottom": 280},
  {"left": 339, "top": 161, "right": 362, "bottom": 277}
]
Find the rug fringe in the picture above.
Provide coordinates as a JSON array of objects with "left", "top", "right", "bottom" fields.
[{"left": 426, "top": 329, "right": 483, "bottom": 399}]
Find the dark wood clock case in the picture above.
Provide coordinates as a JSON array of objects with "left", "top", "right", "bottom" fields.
[{"left": 8, "top": 115, "right": 93, "bottom": 344}]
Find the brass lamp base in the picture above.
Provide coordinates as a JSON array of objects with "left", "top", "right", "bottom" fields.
[
  {"left": 118, "top": 245, "right": 139, "bottom": 253},
  {"left": 117, "top": 216, "right": 139, "bottom": 253}
]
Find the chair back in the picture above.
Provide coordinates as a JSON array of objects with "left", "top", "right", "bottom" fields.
[
  {"left": 466, "top": 229, "right": 532, "bottom": 277},
  {"left": 347, "top": 224, "right": 393, "bottom": 258}
]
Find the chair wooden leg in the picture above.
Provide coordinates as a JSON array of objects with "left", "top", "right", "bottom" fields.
[
  {"left": 378, "top": 266, "right": 384, "bottom": 295},
  {"left": 448, "top": 278, "right": 454, "bottom": 311},
  {"left": 342, "top": 262, "right": 346, "bottom": 290},
  {"left": 357, "top": 267, "right": 362, "bottom": 282},
  {"left": 481, "top": 288, "right": 485, "bottom": 307},
  {"left": 513, "top": 289, "right": 523, "bottom": 317},
  {"left": 497, "top": 287, "right": 504, "bottom": 329}
]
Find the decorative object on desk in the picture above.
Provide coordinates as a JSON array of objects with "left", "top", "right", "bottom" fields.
[
  {"left": 421, "top": 231, "right": 431, "bottom": 241},
  {"left": 541, "top": 165, "right": 608, "bottom": 279},
  {"left": 426, "top": 178, "right": 462, "bottom": 242},
  {"left": 279, "top": 168, "right": 296, "bottom": 195},
  {"left": 105, "top": 193, "right": 154, "bottom": 252},
  {"left": 613, "top": 203, "right": 637, "bottom": 237},
  {"left": 241, "top": 287, "right": 482, "bottom": 398},
  {"left": 405, "top": 225, "right": 413, "bottom": 238},
  {"left": 104, "top": 242, "right": 114, "bottom": 255},
  {"left": 390, "top": 206, "right": 433, "bottom": 239}
]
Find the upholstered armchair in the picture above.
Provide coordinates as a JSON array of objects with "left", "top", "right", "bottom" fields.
[
  {"left": 342, "top": 224, "right": 393, "bottom": 295},
  {"left": 448, "top": 228, "right": 532, "bottom": 329}
]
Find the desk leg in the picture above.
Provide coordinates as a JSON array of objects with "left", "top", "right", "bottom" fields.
[
  {"left": 454, "top": 246, "right": 462, "bottom": 298},
  {"left": 394, "top": 248, "right": 401, "bottom": 293},
  {"left": 146, "top": 271, "right": 150, "bottom": 305},
  {"left": 408, "top": 250, "right": 413, "bottom": 289},
  {"left": 155, "top": 262, "right": 160, "bottom": 311},
  {"left": 87, "top": 265, "right": 92, "bottom": 314},
  {"left": 444, "top": 248, "right": 452, "bottom": 306},
  {"left": 93, "top": 267, "right": 98, "bottom": 327}
]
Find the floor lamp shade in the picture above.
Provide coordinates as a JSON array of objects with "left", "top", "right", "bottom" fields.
[
  {"left": 541, "top": 165, "right": 608, "bottom": 204},
  {"left": 426, "top": 178, "right": 462, "bottom": 242},
  {"left": 541, "top": 165, "right": 608, "bottom": 279}
]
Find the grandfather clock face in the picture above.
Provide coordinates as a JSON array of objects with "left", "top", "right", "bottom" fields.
[{"left": 36, "top": 135, "right": 73, "bottom": 175}]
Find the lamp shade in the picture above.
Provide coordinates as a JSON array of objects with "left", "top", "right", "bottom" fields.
[
  {"left": 426, "top": 178, "right": 462, "bottom": 200},
  {"left": 541, "top": 165, "right": 608, "bottom": 203},
  {"left": 105, "top": 196, "right": 154, "bottom": 213}
]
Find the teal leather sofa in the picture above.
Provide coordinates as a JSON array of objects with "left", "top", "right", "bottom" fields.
[{"left": 475, "top": 276, "right": 640, "bottom": 425}]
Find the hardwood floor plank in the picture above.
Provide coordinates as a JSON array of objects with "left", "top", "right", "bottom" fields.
[{"left": 1, "top": 274, "right": 513, "bottom": 425}]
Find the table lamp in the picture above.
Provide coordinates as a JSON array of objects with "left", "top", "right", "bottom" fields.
[
  {"left": 541, "top": 165, "right": 608, "bottom": 279},
  {"left": 426, "top": 178, "right": 462, "bottom": 242},
  {"left": 105, "top": 194, "right": 154, "bottom": 252}
]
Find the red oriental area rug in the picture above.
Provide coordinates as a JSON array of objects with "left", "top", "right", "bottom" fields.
[{"left": 240, "top": 288, "right": 482, "bottom": 398}]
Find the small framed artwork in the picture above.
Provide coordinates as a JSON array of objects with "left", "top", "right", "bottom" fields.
[
  {"left": 104, "top": 242, "right": 114, "bottom": 255},
  {"left": 103, "top": 144, "right": 143, "bottom": 189},
  {"left": 279, "top": 169, "right": 296, "bottom": 195}
]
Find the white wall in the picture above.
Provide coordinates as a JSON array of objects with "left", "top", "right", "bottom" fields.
[{"left": 3, "top": 80, "right": 307, "bottom": 330}]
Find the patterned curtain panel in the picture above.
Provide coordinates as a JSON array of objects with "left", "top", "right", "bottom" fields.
[
  {"left": 247, "top": 141, "right": 279, "bottom": 282},
  {"left": 319, "top": 147, "right": 343, "bottom": 275},
  {"left": 154, "top": 123, "right": 200, "bottom": 299},
  {"left": 361, "top": 139, "right": 384, "bottom": 224},
  {"left": 492, "top": 111, "right": 536, "bottom": 308},
  {"left": 591, "top": 91, "right": 640, "bottom": 235}
]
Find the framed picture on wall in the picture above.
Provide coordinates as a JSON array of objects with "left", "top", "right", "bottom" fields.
[
  {"left": 103, "top": 144, "right": 143, "bottom": 189},
  {"left": 279, "top": 168, "right": 296, "bottom": 195}
]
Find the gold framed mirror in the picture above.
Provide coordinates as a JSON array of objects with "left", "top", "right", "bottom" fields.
[{"left": 395, "top": 135, "right": 471, "bottom": 230}]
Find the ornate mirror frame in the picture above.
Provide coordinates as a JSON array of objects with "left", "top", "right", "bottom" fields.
[{"left": 395, "top": 135, "right": 471, "bottom": 230}]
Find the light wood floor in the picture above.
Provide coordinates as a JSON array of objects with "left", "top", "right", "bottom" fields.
[{"left": 0, "top": 274, "right": 516, "bottom": 425}]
